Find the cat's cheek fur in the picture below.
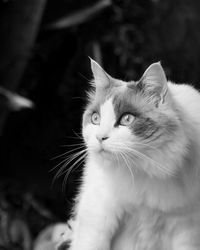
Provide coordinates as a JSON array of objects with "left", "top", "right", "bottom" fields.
[{"left": 112, "top": 126, "right": 135, "bottom": 144}]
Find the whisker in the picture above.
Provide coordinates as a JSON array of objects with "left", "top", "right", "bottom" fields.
[
  {"left": 51, "top": 145, "right": 85, "bottom": 161},
  {"left": 56, "top": 150, "right": 86, "bottom": 176},
  {"left": 130, "top": 148, "right": 175, "bottom": 176},
  {"left": 63, "top": 136, "right": 83, "bottom": 140},
  {"left": 58, "top": 153, "right": 86, "bottom": 177},
  {"left": 61, "top": 143, "right": 85, "bottom": 147},
  {"left": 114, "top": 140, "right": 159, "bottom": 153},
  {"left": 114, "top": 152, "right": 120, "bottom": 168},
  {"left": 52, "top": 149, "right": 87, "bottom": 184},
  {"left": 78, "top": 72, "right": 90, "bottom": 81},
  {"left": 62, "top": 153, "right": 87, "bottom": 192},
  {"left": 130, "top": 142, "right": 159, "bottom": 151},
  {"left": 72, "top": 130, "right": 83, "bottom": 139},
  {"left": 110, "top": 142, "right": 175, "bottom": 177},
  {"left": 122, "top": 151, "right": 138, "bottom": 175},
  {"left": 119, "top": 152, "right": 134, "bottom": 184}
]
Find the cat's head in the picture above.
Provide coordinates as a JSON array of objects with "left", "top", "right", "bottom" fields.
[{"left": 82, "top": 59, "right": 187, "bottom": 178}]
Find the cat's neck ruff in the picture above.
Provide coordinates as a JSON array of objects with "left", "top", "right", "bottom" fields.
[{"left": 87, "top": 140, "right": 200, "bottom": 215}]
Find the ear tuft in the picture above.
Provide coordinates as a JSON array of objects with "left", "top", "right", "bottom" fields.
[{"left": 138, "top": 62, "right": 168, "bottom": 105}]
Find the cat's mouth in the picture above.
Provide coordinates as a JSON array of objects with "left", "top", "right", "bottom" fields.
[
  {"left": 97, "top": 144, "right": 112, "bottom": 157},
  {"left": 91, "top": 141, "right": 112, "bottom": 156},
  {"left": 95, "top": 143, "right": 109, "bottom": 154},
  {"left": 98, "top": 149, "right": 111, "bottom": 159},
  {"left": 99, "top": 148, "right": 106, "bottom": 153}
]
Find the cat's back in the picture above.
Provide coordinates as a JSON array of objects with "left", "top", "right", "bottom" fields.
[{"left": 168, "top": 81, "right": 200, "bottom": 131}]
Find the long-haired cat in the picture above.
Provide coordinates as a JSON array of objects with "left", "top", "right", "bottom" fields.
[{"left": 60, "top": 59, "right": 200, "bottom": 250}]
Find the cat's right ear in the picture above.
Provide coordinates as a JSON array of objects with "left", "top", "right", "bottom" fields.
[{"left": 89, "top": 57, "right": 111, "bottom": 90}]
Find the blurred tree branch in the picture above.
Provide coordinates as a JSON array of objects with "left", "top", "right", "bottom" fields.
[
  {"left": 47, "top": 0, "right": 112, "bottom": 30},
  {"left": 0, "top": 87, "right": 34, "bottom": 111}
]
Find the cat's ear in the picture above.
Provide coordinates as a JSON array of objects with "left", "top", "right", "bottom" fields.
[
  {"left": 89, "top": 57, "right": 111, "bottom": 89},
  {"left": 137, "top": 62, "right": 168, "bottom": 106}
]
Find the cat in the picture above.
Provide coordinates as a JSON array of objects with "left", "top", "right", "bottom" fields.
[{"left": 60, "top": 59, "right": 200, "bottom": 250}]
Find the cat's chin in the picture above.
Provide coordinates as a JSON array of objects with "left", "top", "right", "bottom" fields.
[
  {"left": 97, "top": 149, "right": 110, "bottom": 156},
  {"left": 91, "top": 148, "right": 112, "bottom": 159}
]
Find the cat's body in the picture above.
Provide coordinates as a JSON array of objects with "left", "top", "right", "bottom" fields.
[{"left": 63, "top": 61, "right": 200, "bottom": 250}]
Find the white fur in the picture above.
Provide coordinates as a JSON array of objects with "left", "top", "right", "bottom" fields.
[
  {"left": 67, "top": 81, "right": 200, "bottom": 250},
  {"left": 96, "top": 98, "right": 116, "bottom": 142}
]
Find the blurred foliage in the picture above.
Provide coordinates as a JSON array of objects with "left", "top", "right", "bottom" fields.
[
  {"left": 40, "top": 0, "right": 200, "bottom": 82},
  {"left": 0, "top": 180, "right": 59, "bottom": 250}
]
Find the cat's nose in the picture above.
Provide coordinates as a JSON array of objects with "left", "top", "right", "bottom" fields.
[{"left": 96, "top": 134, "right": 109, "bottom": 142}]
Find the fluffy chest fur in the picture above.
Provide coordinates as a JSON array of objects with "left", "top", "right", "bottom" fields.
[{"left": 84, "top": 156, "right": 200, "bottom": 250}]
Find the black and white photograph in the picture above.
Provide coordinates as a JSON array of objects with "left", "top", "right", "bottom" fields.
[{"left": 1, "top": 1, "right": 200, "bottom": 250}]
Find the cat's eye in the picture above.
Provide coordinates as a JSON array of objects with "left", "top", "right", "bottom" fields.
[
  {"left": 91, "top": 112, "right": 100, "bottom": 125},
  {"left": 120, "top": 113, "right": 135, "bottom": 126}
]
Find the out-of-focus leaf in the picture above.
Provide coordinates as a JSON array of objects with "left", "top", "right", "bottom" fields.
[
  {"left": 47, "top": 0, "right": 111, "bottom": 29},
  {"left": 0, "top": 87, "right": 34, "bottom": 111}
]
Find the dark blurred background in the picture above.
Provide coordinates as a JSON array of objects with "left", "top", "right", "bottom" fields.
[{"left": 0, "top": 0, "right": 200, "bottom": 249}]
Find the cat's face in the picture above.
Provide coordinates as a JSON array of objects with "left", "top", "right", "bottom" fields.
[{"left": 82, "top": 60, "right": 184, "bottom": 177}]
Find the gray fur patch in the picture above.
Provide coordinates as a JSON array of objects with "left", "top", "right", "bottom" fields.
[
  {"left": 133, "top": 117, "right": 159, "bottom": 140},
  {"left": 111, "top": 85, "right": 161, "bottom": 140},
  {"left": 112, "top": 86, "right": 139, "bottom": 120}
]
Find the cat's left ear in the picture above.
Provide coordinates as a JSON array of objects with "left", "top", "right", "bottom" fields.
[
  {"left": 137, "top": 62, "right": 168, "bottom": 106},
  {"left": 89, "top": 57, "right": 111, "bottom": 89}
]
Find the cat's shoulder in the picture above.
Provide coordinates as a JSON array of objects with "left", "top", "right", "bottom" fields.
[
  {"left": 168, "top": 81, "right": 200, "bottom": 105},
  {"left": 168, "top": 81, "right": 200, "bottom": 122},
  {"left": 168, "top": 81, "right": 200, "bottom": 98}
]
